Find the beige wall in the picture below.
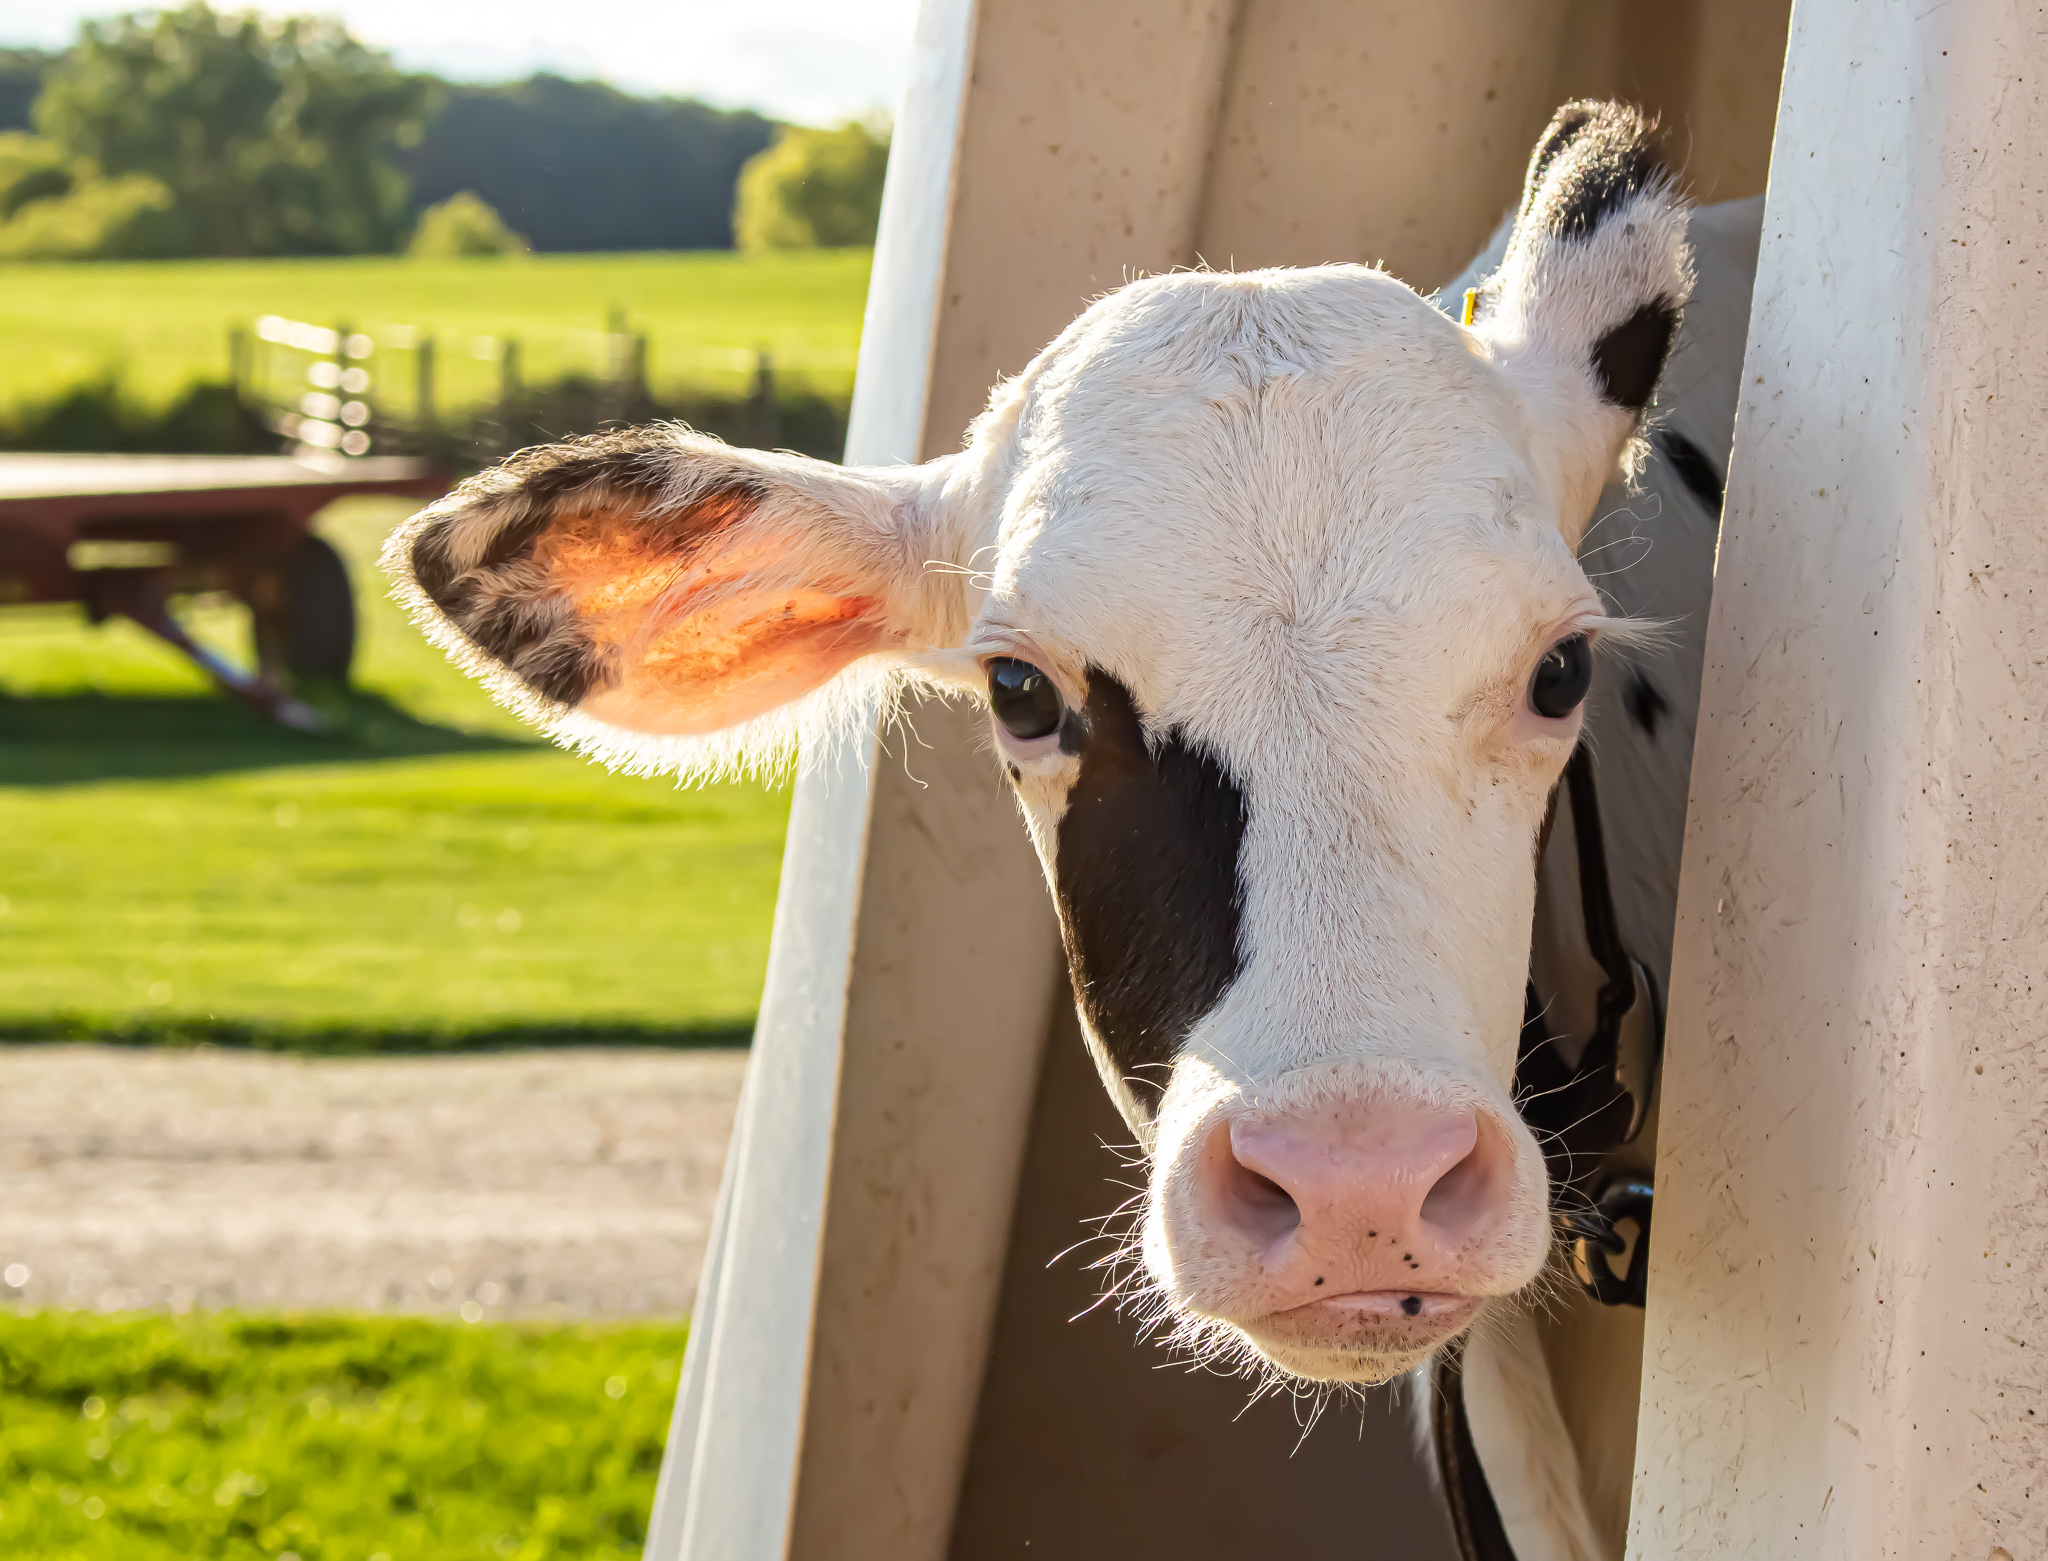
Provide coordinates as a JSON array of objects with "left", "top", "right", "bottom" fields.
[
  {"left": 924, "top": 0, "right": 1794, "bottom": 460},
  {"left": 1633, "top": 3, "right": 2048, "bottom": 1555}
]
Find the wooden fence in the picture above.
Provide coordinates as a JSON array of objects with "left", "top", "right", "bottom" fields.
[{"left": 232, "top": 315, "right": 786, "bottom": 463}]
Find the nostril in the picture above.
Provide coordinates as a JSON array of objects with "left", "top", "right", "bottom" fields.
[
  {"left": 1418, "top": 1116, "right": 1507, "bottom": 1241},
  {"left": 1237, "top": 1166, "right": 1298, "bottom": 1219},
  {"left": 1200, "top": 1124, "right": 1302, "bottom": 1248}
]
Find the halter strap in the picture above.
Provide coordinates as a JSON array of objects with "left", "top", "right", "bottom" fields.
[
  {"left": 1515, "top": 743, "right": 1661, "bottom": 1285},
  {"left": 1434, "top": 743, "right": 1666, "bottom": 1561}
]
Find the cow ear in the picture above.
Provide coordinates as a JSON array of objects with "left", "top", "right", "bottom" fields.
[
  {"left": 382, "top": 427, "right": 974, "bottom": 778},
  {"left": 1467, "top": 101, "right": 1692, "bottom": 543}
]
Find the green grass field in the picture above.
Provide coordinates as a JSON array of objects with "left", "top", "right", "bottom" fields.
[
  {"left": 0, "top": 249, "right": 872, "bottom": 418},
  {"left": 0, "top": 1309, "right": 686, "bottom": 1561},
  {"left": 0, "top": 495, "right": 792, "bottom": 1048}
]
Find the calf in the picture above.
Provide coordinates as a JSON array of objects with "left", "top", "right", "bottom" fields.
[{"left": 387, "top": 100, "right": 1702, "bottom": 1518}]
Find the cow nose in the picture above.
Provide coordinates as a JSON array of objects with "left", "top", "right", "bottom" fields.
[{"left": 1200, "top": 1103, "right": 1510, "bottom": 1277}]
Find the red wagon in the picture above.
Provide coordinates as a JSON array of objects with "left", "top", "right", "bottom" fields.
[{"left": 0, "top": 453, "right": 446, "bottom": 724}]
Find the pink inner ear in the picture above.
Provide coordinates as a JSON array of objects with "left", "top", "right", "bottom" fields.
[{"left": 538, "top": 505, "right": 898, "bottom": 737}]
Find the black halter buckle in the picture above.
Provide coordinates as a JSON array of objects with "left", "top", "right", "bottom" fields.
[{"left": 1564, "top": 1175, "right": 1654, "bottom": 1309}]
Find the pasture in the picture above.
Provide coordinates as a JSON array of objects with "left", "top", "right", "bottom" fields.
[
  {"left": 0, "top": 495, "right": 792, "bottom": 1047},
  {"left": 0, "top": 495, "right": 778, "bottom": 1554},
  {"left": 0, "top": 265, "right": 824, "bottom": 1559},
  {"left": 0, "top": 1308, "right": 686, "bottom": 1561},
  {"left": 0, "top": 248, "right": 872, "bottom": 418}
]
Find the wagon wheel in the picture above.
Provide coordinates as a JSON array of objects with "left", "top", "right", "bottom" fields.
[{"left": 259, "top": 532, "right": 356, "bottom": 686}]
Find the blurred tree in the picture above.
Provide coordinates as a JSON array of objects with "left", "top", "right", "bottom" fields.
[
  {"left": 0, "top": 128, "right": 182, "bottom": 259},
  {"left": 405, "top": 75, "right": 774, "bottom": 252},
  {"left": 408, "top": 190, "right": 530, "bottom": 257},
  {"left": 33, "top": 3, "right": 434, "bottom": 256},
  {"left": 0, "top": 168, "right": 178, "bottom": 260},
  {"left": 0, "top": 132, "right": 71, "bottom": 220},
  {"left": 734, "top": 119, "right": 891, "bottom": 251},
  {"left": 0, "top": 48, "right": 51, "bottom": 133}
]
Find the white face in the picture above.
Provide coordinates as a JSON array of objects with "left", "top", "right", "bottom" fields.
[
  {"left": 950, "top": 266, "right": 1601, "bottom": 1380},
  {"left": 387, "top": 103, "right": 1689, "bottom": 1386}
]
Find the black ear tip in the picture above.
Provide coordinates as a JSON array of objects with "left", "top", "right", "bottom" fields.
[
  {"left": 1525, "top": 101, "right": 1605, "bottom": 191},
  {"left": 1529, "top": 99, "right": 1655, "bottom": 174},
  {"left": 1520, "top": 99, "right": 1667, "bottom": 240}
]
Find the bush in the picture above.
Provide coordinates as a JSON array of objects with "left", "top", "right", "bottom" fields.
[
  {"left": 0, "top": 131, "right": 70, "bottom": 219},
  {"left": 0, "top": 129, "right": 185, "bottom": 260},
  {"left": 408, "top": 191, "right": 529, "bottom": 257},
  {"left": 0, "top": 168, "right": 181, "bottom": 260},
  {"left": 0, "top": 379, "right": 276, "bottom": 454},
  {"left": 733, "top": 119, "right": 890, "bottom": 251},
  {"left": 478, "top": 373, "right": 848, "bottom": 465},
  {"left": 0, "top": 370, "right": 847, "bottom": 466}
]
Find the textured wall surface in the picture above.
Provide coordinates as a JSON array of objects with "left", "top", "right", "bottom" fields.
[{"left": 1635, "top": 3, "right": 2048, "bottom": 1555}]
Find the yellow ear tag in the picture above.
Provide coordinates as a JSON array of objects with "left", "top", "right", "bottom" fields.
[{"left": 1461, "top": 288, "right": 1479, "bottom": 328}]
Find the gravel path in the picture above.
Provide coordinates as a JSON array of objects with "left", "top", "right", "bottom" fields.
[{"left": 0, "top": 1045, "right": 745, "bottom": 1318}]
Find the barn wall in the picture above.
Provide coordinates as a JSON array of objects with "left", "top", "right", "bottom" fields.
[
  {"left": 1633, "top": 4, "right": 2048, "bottom": 1556},
  {"left": 917, "top": 0, "right": 1241, "bottom": 453},
  {"left": 1194, "top": 0, "right": 1577, "bottom": 285},
  {"left": 1549, "top": 0, "right": 1789, "bottom": 211}
]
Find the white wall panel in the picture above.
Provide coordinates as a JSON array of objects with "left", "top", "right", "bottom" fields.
[{"left": 1634, "top": 4, "right": 2048, "bottom": 1555}]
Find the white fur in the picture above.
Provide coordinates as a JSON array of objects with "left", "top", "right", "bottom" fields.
[
  {"left": 1462, "top": 1308, "right": 1609, "bottom": 1561},
  {"left": 1480, "top": 177, "right": 1691, "bottom": 534}
]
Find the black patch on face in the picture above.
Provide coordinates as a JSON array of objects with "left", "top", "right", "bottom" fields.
[
  {"left": 1050, "top": 672, "right": 1247, "bottom": 1115},
  {"left": 1623, "top": 671, "right": 1669, "bottom": 740},
  {"left": 1655, "top": 428, "right": 1726, "bottom": 514},
  {"left": 1518, "top": 100, "right": 1662, "bottom": 240},
  {"left": 1591, "top": 297, "right": 1679, "bottom": 411}
]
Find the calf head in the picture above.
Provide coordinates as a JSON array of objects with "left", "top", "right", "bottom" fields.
[{"left": 387, "top": 103, "right": 1688, "bottom": 1385}]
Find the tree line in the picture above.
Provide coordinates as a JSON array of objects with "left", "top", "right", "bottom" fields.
[{"left": 0, "top": 6, "right": 888, "bottom": 261}]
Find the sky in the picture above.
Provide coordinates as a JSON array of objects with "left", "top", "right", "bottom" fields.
[{"left": 0, "top": 0, "right": 922, "bottom": 125}]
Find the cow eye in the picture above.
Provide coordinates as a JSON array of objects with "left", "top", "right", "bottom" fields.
[
  {"left": 988, "top": 657, "right": 1064, "bottom": 740},
  {"left": 1529, "top": 634, "right": 1592, "bottom": 719}
]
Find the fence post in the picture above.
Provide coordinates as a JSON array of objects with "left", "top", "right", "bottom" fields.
[
  {"left": 748, "top": 349, "right": 779, "bottom": 451},
  {"left": 329, "top": 321, "right": 355, "bottom": 457},
  {"left": 416, "top": 335, "right": 437, "bottom": 448},
  {"left": 497, "top": 337, "right": 522, "bottom": 457}
]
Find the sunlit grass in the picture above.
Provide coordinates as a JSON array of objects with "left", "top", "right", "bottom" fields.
[
  {"left": 0, "top": 496, "right": 791, "bottom": 1048},
  {"left": 0, "top": 248, "right": 871, "bottom": 417},
  {"left": 0, "top": 1308, "right": 686, "bottom": 1561}
]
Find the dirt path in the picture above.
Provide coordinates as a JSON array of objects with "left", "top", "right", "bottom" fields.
[{"left": 0, "top": 1044, "right": 745, "bottom": 1318}]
